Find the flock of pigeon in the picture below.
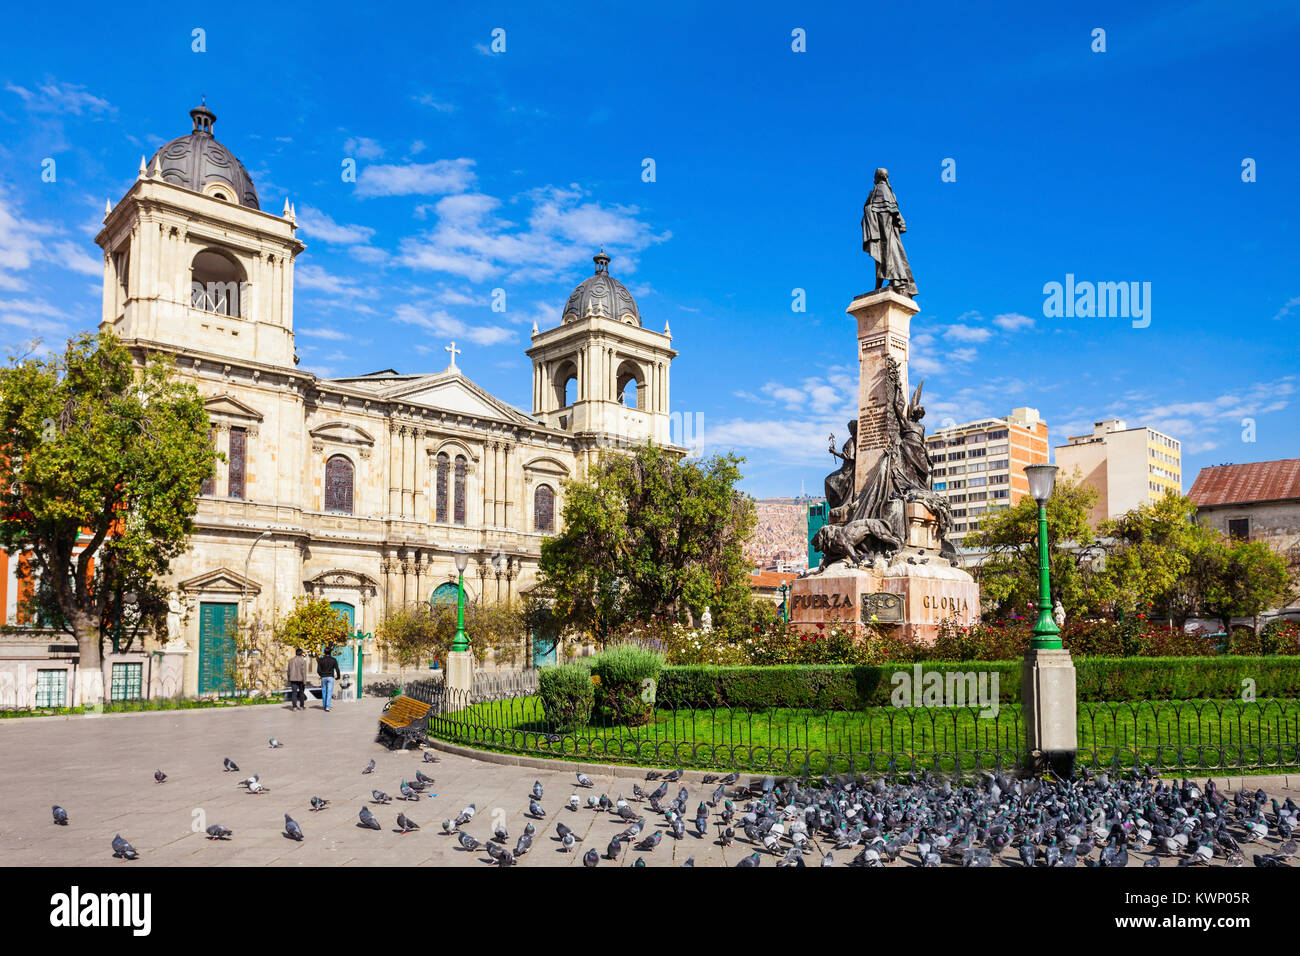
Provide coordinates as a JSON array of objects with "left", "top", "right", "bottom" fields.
[{"left": 51, "top": 736, "right": 1300, "bottom": 866}]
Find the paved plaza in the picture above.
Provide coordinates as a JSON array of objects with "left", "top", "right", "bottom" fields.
[{"left": 2, "top": 698, "right": 1297, "bottom": 867}]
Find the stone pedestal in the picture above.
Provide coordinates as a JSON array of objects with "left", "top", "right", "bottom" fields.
[
  {"left": 789, "top": 555, "right": 978, "bottom": 644},
  {"left": 848, "top": 290, "right": 919, "bottom": 496},
  {"left": 445, "top": 649, "right": 475, "bottom": 695},
  {"left": 1022, "top": 648, "right": 1077, "bottom": 777}
]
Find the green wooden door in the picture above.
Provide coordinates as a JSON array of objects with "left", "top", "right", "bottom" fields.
[
  {"left": 198, "top": 602, "right": 238, "bottom": 695},
  {"left": 330, "top": 602, "right": 355, "bottom": 671}
]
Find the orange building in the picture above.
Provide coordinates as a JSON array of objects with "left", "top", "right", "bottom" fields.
[{"left": 926, "top": 407, "right": 1050, "bottom": 546}]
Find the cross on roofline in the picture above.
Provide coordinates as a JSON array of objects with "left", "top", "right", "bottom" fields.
[{"left": 445, "top": 341, "right": 461, "bottom": 370}]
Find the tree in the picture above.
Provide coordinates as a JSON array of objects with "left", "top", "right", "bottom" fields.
[
  {"left": 1193, "top": 536, "right": 1290, "bottom": 636},
  {"left": 0, "top": 332, "right": 216, "bottom": 704},
  {"left": 273, "top": 596, "right": 353, "bottom": 656},
  {"left": 1100, "top": 493, "right": 1206, "bottom": 624},
  {"left": 966, "top": 474, "right": 1109, "bottom": 618},
  {"left": 538, "top": 444, "right": 756, "bottom": 636}
]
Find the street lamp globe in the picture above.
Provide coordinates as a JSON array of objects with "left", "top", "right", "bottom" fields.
[
  {"left": 1024, "top": 464, "right": 1058, "bottom": 505},
  {"left": 454, "top": 549, "right": 470, "bottom": 574}
]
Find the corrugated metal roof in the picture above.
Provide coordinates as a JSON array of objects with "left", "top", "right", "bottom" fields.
[{"left": 1188, "top": 458, "right": 1300, "bottom": 506}]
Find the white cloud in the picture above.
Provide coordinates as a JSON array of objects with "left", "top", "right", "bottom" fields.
[
  {"left": 297, "top": 205, "right": 376, "bottom": 245},
  {"left": 413, "top": 93, "right": 455, "bottom": 113},
  {"left": 342, "top": 137, "right": 385, "bottom": 160},
  {"left": 1272, "top": 296, "right": 1300, "bottom": 322},
  {"left": 993, "top": 312, "right": 1036, "bottom": 332},
  {"left": 943, "top": 323, "right": 992, "bottom": 343},
  {"left": 356, "top": 159, "right": 477, "bottom": 198},
  {"left": 5, "top": 81, "right": 113, "bottom": 115},
  {"left": 295, "top": 263, "right": 372, "bottom": 298},
  {"left": 297, "top": 326, "right": 350, "bottom": 340},
  {"left": 392, "top": 304, "right": 513, "bottom": 346}
]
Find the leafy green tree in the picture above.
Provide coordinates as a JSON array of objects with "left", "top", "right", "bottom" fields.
[
  {"left": 273, "top": 596, "right": 353, "bottom": 656},
  {"left": 966, "top": 473, "right": 1109, "bottom": 618},
  {"left": 538, "top": 445, "right": 756, "bottom": 636},
  {"left": 0, "top": 332, "right": 216, "bottom": 704},
  {"left": 1100, "top": 493, "right": 1206, "bottom": 623},
  {"left": 1193, "top": 536, "right": 1290, "bottom": 635}
]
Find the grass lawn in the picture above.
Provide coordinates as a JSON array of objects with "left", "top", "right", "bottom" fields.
[{"left": 431, "top": 696, "right": 1300, "bottom": 775}]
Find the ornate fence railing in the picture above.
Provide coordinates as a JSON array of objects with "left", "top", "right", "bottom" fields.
[{"left": 416, "top": 683, "right": 1300, "bottom": 776}]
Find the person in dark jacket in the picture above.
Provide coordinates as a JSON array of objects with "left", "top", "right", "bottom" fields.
[
  {"left": 287, "top": 648, "right": 308, "bottom": 711},
  {"left": 318, "top": 647, "right": 341, "bottom": 712}
]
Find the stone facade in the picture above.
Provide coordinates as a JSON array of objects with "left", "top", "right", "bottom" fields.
[{"left": 74, "top": 105, "right": 678, "bottom": 697}]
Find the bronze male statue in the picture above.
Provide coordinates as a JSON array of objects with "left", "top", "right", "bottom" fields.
[{"left": 862, "top": 168, "right": 917, "bottom": 298}]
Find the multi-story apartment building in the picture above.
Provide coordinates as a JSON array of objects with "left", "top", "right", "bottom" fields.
[
  {"left": 927, "top": 407, "right": 1050, "bottom": 546},
  {"left": 1055, "top": 419, "right": 1182, "bottom": 526}
]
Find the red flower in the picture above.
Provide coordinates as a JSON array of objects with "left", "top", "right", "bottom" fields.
[
  {"left": 800, "top": 635, "right": 809, "bottom": 642},
  {"left": 816, "top": 622, "right": 825, "bottom": 630}
]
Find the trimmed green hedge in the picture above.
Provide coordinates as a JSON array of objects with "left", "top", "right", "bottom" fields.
[{"left": 657, "top": 656, "right": 1300, "bottom": 709}]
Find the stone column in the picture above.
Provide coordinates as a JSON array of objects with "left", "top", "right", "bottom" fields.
[
  {"left": 387, "top": 422, "right": 400, "bottom": 516},
  {"left": 1022, "top": 649, "right": 1078, "bottom": 777},
  {"left": 847, "top": 290, "right": 919, "bottom": 496}
]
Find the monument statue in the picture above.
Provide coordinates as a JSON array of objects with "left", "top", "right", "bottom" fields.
[
  {"left": 823, "top": 421, "right": 857, "bottom": 514},
  {"left": 862, "top": 168, "right": 917, "bottom": 298},
  {"left": 817, "top": 355, "right": 955, "bottom": 568}
]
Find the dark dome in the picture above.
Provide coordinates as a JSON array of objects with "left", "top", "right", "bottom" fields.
[
  {"left": 147, "top": 102, "right": 259, "bottom": 209},
  {"left": 562, "top": 252, "right": 640, "bottom": 326}
]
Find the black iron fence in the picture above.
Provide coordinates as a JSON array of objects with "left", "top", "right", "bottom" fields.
[{"left": 416, "top": 680, "right": 1300, "bottom": 776}]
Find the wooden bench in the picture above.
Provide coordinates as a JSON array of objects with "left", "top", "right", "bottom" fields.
[{"left": 377, "top": 694, "right": 433, "bottom": 749}]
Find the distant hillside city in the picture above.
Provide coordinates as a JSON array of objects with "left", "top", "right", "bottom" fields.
[{"left": 745, "top": 497, "right": 818, "bottom": 572}]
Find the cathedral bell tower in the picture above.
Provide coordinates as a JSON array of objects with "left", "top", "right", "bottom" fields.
[
  {"left": 526, "top": 252, "right": 677, "bottom": 450},
  {"left": 95, "top": 101, "right": 305, "bottom": 369}
]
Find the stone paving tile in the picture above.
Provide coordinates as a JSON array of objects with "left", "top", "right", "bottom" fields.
[{"left": 2, "top": 698, "right": 1297, "bottom": 867}]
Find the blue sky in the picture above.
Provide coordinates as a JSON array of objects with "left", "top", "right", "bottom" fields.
[{"left": 1, "top": 1, "right": 1297, "bottom": 497}]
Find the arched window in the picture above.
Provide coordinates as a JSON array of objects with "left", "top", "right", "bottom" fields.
[
  {"left": 553, "top": 359, "right": 577, "bottom": 409},
  {"left": 616, "top": 360, "right": 643, "bottom": 409},
  {"left": 534, "top": 484, "right": 555, "bottom": 533},
  {"left": 454, "top": 455, "right": 467, "bottom": 526},
  {"left": 324, "top": 455, "right": 354, "bottom": 514},
  {"left": 190, "top": 249, "right": 245, "bottom": 317},
  {"left": 435, "top": 453, "right": 449, "bottom": 523}
]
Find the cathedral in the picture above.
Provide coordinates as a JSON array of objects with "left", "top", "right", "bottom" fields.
[{"left": 92, "top": 102, "right": 678, "bottom": 694}]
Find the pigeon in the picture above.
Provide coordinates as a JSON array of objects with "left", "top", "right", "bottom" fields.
[
  {"left": 577, "top": 772, "right": 594, "bottom": 788},
  {"left": 634, "top": 857, "right": 646, "bottom": 867},
  {"left": 528, "top": 799, "right": 546, "bottom": 818},
  {"left": 514, "top": 833, "right": 533, "bottom": 857},
  {"left": 52, "top": 806, "right": 68, "bottom": 826},
  {"left": 486, "top": 842, "right": 513, "bottom": 865},
  {"left": 397, "top": 813, "right": 420, "bottom": 834},
  {"left": 246, "top": 778, "right": 269, "bottom": 795},
  {"left": 310, "top": 796, "right": 329, "bottom": 812},
  {"left": 154, "top": 770, "right": 167, "bottom": 784},
  {"left": 222, "top": 758, "right": 239, "bottom": 773},
  {"left": 493, "top": 822, "right": 509, "bottom": 843},
  {"left": 285, "top": 815, "right": 304, "bottom": 841},
  {"left": 682, "top": 856, "right": 696, "bottom": 867},
  {"left": 568, "top": 794, "right": 580, "bottom": 811},
  {"left": 606, "top": 836, "right": 622, "bottom": 860},
  {"left": 415, "top": 771, "right": 435, "bottom": 787},
  {"left": 736, "top": 851, "right": 761, "bottom": 867},
  {"left": 359, "top": 807, "right": 382, "bottom": 830},
  {"left": 720, "top": 771, "right": 740, "bottom": 786},
  {"left": 531, "top": 780, "right": 544, "bottom": 800},
  {"left": 454, "top": 804, "right": 476, "bottom": 828},
  {"left": 422, "top": 751, "right": 439, "bottom": 763},
  {"left": 556, "top": 821, "right": 578, "bottom": 842},
  {"left": 583, "top": 848, "right": 599, "bottom": 867},
  {"left": 664, "top": 769, "right": 684, "bottom": 783},
  {"left": 371, "top": 790, "right": 391, "bottom": 804},
  {"left": 205, "top": 824, "right": 232, "bottom": 840},
  {"left": 636, "top": 831, "right": 663, "bottom": 852},
  {"left": 269, "top": 738, "right": 282, "bottom": 749},
  {"left": 111, "top": 835, "right": 138, "bottom": 860},
  {"left": 457, "top": 831, "right": 481, "bottom": 852},
  {"left": 400, "top": 781, "right": 420, "bottom": 801},
  {"left": 561, "top": 832, "right": 577, "bottom": 853}
]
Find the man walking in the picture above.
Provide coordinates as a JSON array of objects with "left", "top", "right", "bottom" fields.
[
  {"left": 318, "top": 646, "right": 341, "bottom": 712},
  {"left": 287, "top": 647, "right": 308, "bottom": 711}
]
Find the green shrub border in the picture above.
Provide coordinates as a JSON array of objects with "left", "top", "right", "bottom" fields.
[{"left": 656, "top": 656, "right": 1300, "bottom": 709}]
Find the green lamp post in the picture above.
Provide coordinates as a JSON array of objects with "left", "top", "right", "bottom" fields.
[
  {"left": 451, "top": 549, "right": 470, "bottom": 652},
  {"left": 1024, "top": 463, "right": 1062, "bottom": 650}
]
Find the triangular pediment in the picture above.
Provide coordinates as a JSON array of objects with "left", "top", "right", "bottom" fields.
[
  {"left": 309, "top": 421, "right": 376, "bottom": 446},
  {"left": 178, "top": 566, "right": 261, "bottom": 595},
  {"left": 383, "top": 372, "right": 535, "bottom": 424},
  {"left": 203, "top": 393, "right": 264, "bottom": 422}
]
